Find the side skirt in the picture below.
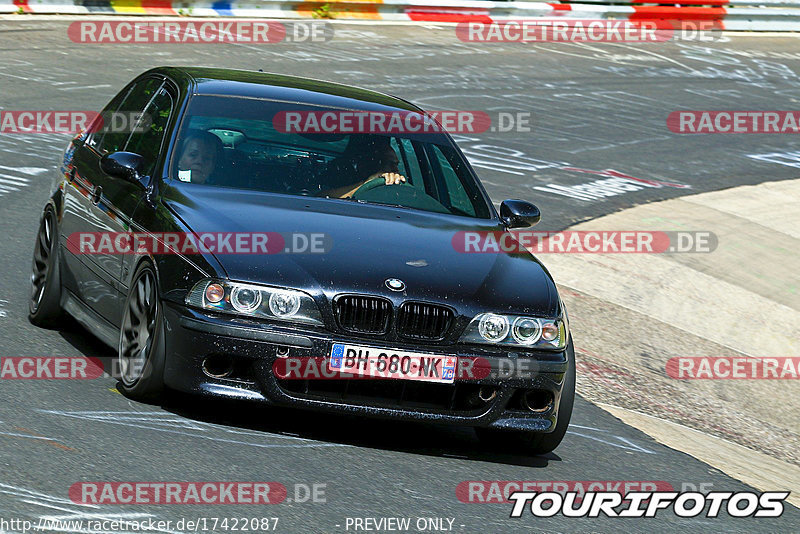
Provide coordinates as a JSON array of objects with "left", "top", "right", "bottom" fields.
[{"left": 61, "top": 289, "right": 119, "bottom": 349}]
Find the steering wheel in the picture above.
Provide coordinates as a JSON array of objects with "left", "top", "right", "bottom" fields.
[
  {"left": 349, "top": 175, "right": 452, "bottom": 214},
  {"left": 349, "top": 175, "right": 410, "bottom": 199}
]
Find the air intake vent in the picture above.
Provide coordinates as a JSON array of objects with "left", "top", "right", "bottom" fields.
[
  {"left": 397, "top": 302, "right": 453, "bottom": 340},
  {"left": 334, "top": 295, "right": 392, "bottom": 334}
]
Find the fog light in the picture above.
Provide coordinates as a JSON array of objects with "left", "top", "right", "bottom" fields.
[
  {"left": 512, "top": 317, "right": 542, "bottom": 345},
  {"left": 202, "top": 355, "right": 234, "bottom": 379},
  {"left": 269, "top": 292, "right": 300, "bottom": 317},
  {"left": 478, "top": 313, "right": 509, "bottom": 342},
  {"left": 541, "top": 322, "right": 559, "bottom": 342},
  {"left": 231, "top": 287, "right": 262, "bottom": 313},
  {"left": 205, "top": 283, "right": 225, "bottom": 304}
]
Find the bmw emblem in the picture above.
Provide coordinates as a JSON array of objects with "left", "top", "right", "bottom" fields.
[{"left": 385, "top": 278, "right": 406, "bottom": 292}]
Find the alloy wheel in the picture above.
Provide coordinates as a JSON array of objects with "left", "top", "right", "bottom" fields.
[
  {"left": 119, "top": 268, "right": 158, "bottom": 386},
  {"left": 30, "top": 210, "right": 54, "bottom": 313}
]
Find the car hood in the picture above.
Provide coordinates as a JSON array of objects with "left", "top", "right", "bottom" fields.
[{"left": 164, "top": 187, "right": 559, "bottom": 317}]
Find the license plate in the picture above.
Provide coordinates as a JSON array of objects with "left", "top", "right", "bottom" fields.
[{"left": 328, "top": 343, "right": 456, "bottom": 383}]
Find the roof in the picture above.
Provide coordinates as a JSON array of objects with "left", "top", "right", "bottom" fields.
[{"left": 154, "top": 66, "right": 422, "bottom": 113}]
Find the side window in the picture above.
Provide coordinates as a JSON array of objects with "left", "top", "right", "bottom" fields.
[
  {"left": 395, "top": 138, "right": 422, "bottom": 187},
  {"left": 96, "top": 77, "right": 164, "bottom": 156},
  {"left": 429, "top": 144, "right": 476, "bottom": 217},
  {"left": 124, "top": 86, "right": 173, "bottom": 178},
  {"left": 87, "top": 83, "right": 135, "bottom": 150}
]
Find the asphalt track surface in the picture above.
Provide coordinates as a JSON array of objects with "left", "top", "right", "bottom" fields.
[{"left": 1, "top": 19, "right": 799, "bottom": 533}]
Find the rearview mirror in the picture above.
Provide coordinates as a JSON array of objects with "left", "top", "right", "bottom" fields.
[
  {"left": 100, "top": 152, "right": 146, "bottom": 188},
  {"left": 500, "top": 199, "right": 541, "bottom": 228}
]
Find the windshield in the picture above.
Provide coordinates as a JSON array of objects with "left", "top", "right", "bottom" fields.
[{"left": 169, "top": 95, "right": 492, "bottom": 219}]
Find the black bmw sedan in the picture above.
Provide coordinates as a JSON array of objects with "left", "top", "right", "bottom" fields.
[{"left": 29, "top": 67, "right": 574, "bottom": 454}]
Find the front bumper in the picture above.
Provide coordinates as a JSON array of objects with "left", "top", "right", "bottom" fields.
[{"left": 162, "top": 302, "right": 570, "bottom": 433}]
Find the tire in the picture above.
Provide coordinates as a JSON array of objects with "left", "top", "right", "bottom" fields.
[
  {"left": 476, "top": 338, "right": 576, "bottom": 456},
  {"left": 117, "top": 261, "right": 166, "bottom": 401},
  {"left": 29, "top": 206, "right": 64, "bottom": 327}
]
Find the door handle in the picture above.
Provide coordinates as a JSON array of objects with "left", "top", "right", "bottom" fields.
[{"left": 91, "top": 186, "right": 102, "bottom": 205}]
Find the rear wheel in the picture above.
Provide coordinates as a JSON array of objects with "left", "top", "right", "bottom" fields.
[
  {"left": 29, "top": 206, "right": 64, "bottom": 327},
  {"left": 476, "top": 338, "right": 575, "bottom": 455},
  {"left": 117, "top": 262, "right": 166, "bottom": 401}
]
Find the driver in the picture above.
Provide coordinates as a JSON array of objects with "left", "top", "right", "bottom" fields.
[
  {"left": 319, "top": 135, "right": 406, "bottom": 198},
  {"left": 176, "top": 131, "right": 224, "bottom": 185}
]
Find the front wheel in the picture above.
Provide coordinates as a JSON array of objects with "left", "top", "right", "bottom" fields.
[
  {"left": 476, "top": 338, "right": 575, "bottom": 455},
  {"left": 117, "top": 262, "right": 166, "bottom": 401}
]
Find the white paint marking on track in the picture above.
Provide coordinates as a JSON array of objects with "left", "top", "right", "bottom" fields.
[
  {"left": 0, "top": 421, "right": 66, "bottom": 444},
  {"left": 565, "top": 425, "right": 657, "bottom": 454},
  {"left": 36, "top": 409, "right": 314, "bottom": 439},
  {"left": 0, "top": 431, "right": 59, "bottom": 441},
  {"left": 0, "top": 167, "right": 46, "bottom": 198},
  {"left": 0, "top": 483, "right": 182, "bottom": 534},
  {"left": 569, "top": 423, "right": 610, "bottom": 432},
  {"left": 58, "top": 84, "right": 111, "bottom": 91},
  {"left": 529, "top": 42, "right": 650, "bottom": 68},
  {"left": 748, "top": 150, "right": 800, "bottom": 168},
  {"left": 599, "top": 41, "right": 703, "bottom": 74},
  {"left": 0, "top": 165, "right": 48, "bottom": 175},
  {"left": 0, "top": 482, "right": 97, "bottom": 509},
  {"left": 0, "top": 175, "right": 31, "bottom": 186},
  {"left": 37, "top": 409, "right": 348, "bottom": 449}
]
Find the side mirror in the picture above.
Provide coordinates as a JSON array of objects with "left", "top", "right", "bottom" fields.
[
  {"left": 500, "top": 199, "right": 541, "bottom": 228},
  {"left": 100, "top": 152, "right": 146, "bottom": 188}
]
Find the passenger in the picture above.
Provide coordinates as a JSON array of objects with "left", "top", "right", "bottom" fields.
[
  {"left": 176, "top": 131, "right": 224, "bottom": 185},
  {"left": 319, "top": 135, "right": 407, "bottom": 198}
]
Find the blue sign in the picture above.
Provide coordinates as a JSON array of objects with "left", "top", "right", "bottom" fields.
[{"left": 330, "top": 343, "right": 345, "bottom": 369}]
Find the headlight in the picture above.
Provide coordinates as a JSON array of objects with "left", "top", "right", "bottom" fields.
[
  {"left": 269, "top": 292, "right": 301, "bottom": 317},
  {"left": 478, "top": 313, "right": 509, "bottom": 342},
  {"left": 541, "top": 321, "right": 559, "bottom": 342},
  {"left": 512, "top": 317, "right": 542, "bottom": 345},
  {"left": 231, "top": 287, "right": 262, "bottom": 313},
  {"left": 461, "top": 313, "right": 566, "bottom": 349},
  {"left": 205, "top": 283, "right": 225, "bottom": 303},
  {"left": 186, "top": 279, "right": 322, "bottom": 325}
]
